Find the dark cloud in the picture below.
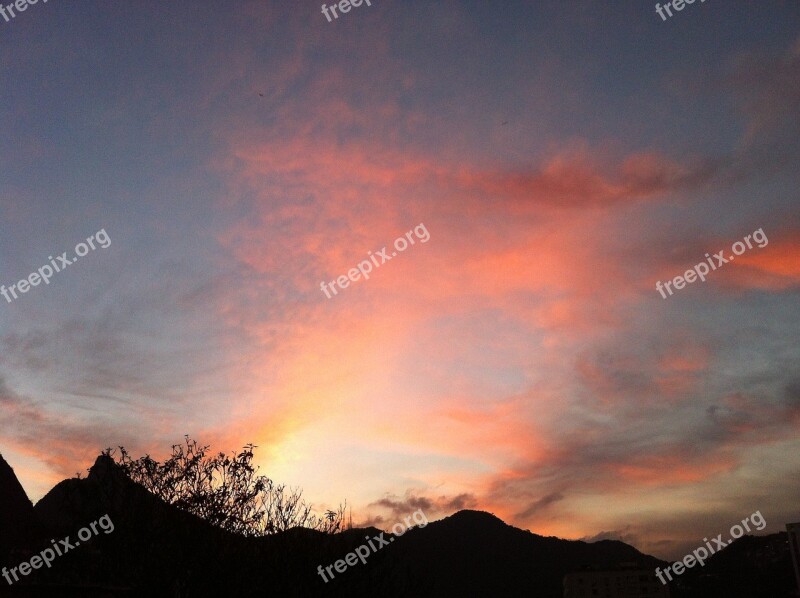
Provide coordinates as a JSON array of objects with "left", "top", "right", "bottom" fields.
[
  {"left": 361, "top": 491, "right": 479, "bottom": 528},
  {"left": 371, "top": 495, "right": 434, "bottom": 515},
  {"left": 445, "top": 493, "right": 478, "bottom": 511},
  {"left": 515, "top": 492, "right": 565, "bottom": 520},
  {"left": 581, "top": 527, "right": 639, "bottom": 546}
]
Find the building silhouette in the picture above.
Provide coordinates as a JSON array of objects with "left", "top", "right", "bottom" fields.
[{"left": 563, "top": 563, "right": 670, "bottom": 598}]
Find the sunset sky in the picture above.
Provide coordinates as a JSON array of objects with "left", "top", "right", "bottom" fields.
[{"left": 1, "top": 1, "right": 799, "bottom": 560}]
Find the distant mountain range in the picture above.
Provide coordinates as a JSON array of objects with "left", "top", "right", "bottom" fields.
[{"left": 0, "top": 454, "right": 795, "bottom": 597}]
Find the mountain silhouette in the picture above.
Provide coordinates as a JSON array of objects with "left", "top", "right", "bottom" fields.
[
  {"left": 673, "top": 531, "right": 796, "bottom": 598},
  {"left": 387, "top": 509, "right": 665, "bottom": 596},
  {"left": 0, "top": 454, "right": 795, "bottom": 597},
  {"left": 0, "top": 454, "right": 41, "bottom": 558}
]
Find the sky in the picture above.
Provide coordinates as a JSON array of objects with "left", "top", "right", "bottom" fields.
[{"left": 1, "top": 0, "right": 799, "bottom": 560}]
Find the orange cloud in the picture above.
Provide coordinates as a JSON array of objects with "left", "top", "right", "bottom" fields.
[
  {"left": 454, "top": 146, "right": 712, "bottom": 210},
  {"left": 613, "top": 453, "right": 738, "bottom": 486},
  {"left": 725, "top": 231, "right": 800, "bottom": 291}
]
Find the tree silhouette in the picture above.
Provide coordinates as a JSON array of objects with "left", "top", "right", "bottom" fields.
[{"left": 109, "top": 436, "right": 346, "bottom": 536}]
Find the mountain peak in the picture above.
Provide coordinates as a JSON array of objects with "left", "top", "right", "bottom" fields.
[
  {"left": 0, "top": 453, "right": 33, "bottom": 509},
  {"left": 0, "top": 453, "right": 40, "bottom": 551},
  {"left": 88, "top": 452, "right": 121, "bottom": 478},
  {"left": 446, "top": 509, "right": 508, "bottom": 527}
]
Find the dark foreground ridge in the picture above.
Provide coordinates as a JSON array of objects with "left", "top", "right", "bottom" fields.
[
  {"left": 0, "top": 454, "right": 793, "bottom": 597},
  {"left": 0, "top": 456, "right": 41, "bottom": 556}
]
